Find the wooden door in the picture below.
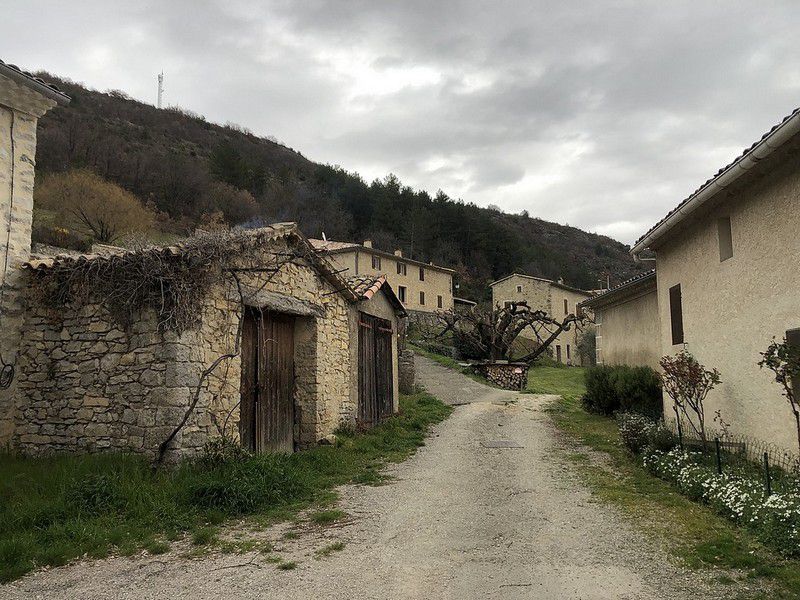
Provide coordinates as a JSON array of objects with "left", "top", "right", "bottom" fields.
[
  {"left": 240, "top": 308, "right": 295, "bottom": 453},
  {"left": 556, "top": 344, "right": 562, "bottom": 363},
  {"left": 358, "top": 313, "right": 393, "bottom": 428}
]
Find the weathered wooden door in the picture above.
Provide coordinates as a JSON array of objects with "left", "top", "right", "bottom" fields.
[
  {"left": 358, "top": 313, "right": 393, "bottom": 428},
  {"left": 240, "top": 308, "right": 295, "bottom": 453}
]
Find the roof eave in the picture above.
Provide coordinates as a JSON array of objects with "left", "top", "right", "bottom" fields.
[
  {"left": 0, "top": 62, "right": 70, "bottom": 105},
  {"left": 632, "top": 107, "right": 800, "bottom": 256}
]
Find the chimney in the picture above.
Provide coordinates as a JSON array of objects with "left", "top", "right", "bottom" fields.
[
  {"left": 363, "top": 240, "right": 373, "bottom": 248},
  {"left": 394, "top": 249, "right": 403, "bottom": 257}
]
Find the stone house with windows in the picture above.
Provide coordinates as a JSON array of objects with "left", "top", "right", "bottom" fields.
[
  {"left": 580, "top": 270, "right": 660, "bottom": 369},
  {"left": 630, "top": 105, "right": 800, "bottom": 453},
  {"left": 310, "top": 238, "right": 455, "bottom": 319},
  {"left": 0, "top": 61, "right": 70, "bottom": 444},
  {"left": 11, "top": 225, "right": 405, "bottom": 460},
  {"left": 489, "top": 273, "right": 592, "bottom": 365}
]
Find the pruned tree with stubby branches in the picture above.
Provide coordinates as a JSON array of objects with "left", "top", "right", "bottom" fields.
[
  {"left": 759, "top": 336, "right": 800, "bottom": 456},
  {"left": 659, "top": 350, "right": 721, "bottom": 449},
  {"left": 431, "top": 301, "right": 590, "bottom": 364}
]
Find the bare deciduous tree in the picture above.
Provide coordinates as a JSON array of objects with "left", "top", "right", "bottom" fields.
[
  {"left": 36, "top": 169, "right": 155, "bottom": 243},
  {"left": 432, "top": 301, "right": 589, "bottom": 363}
]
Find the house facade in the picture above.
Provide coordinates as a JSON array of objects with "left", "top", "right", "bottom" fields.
[
  {"left": 631, "top": 106, "right": 800, "bottom": 452},
  {"left": 10, "top": 225, "right": 405, "bottom": 461},
  {"left": 0, "top": 61, "right": 69, "bottom": 445},
  {"left": 310, "top": 239, "right": 455, "bottom": 317},
  {"left": 580, "top": 270, "right": 660, "bottom": 369},
  {"left": 490, "top": 273, "right": 592, "bottom": 365}
]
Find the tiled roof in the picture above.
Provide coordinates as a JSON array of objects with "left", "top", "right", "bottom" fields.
[
  {"left": 634, "top": 105, "right": 800, "bottom": 249},
  {"left": 489, "top": 272, "right": 592, "bottom": 296},
  {"left": 311, "top": 238, "right": 456, "bottom": 274},
  {"left": 580, "top": 269, "right": 656, "bottom": 308},
  {"left": 347, "top": 274, "right": 406, "bottom": 316},
  {"left": 0, "top": 59, "right": 70, "bottom": 104}
]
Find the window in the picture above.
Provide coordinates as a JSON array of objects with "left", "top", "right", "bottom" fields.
[
  {"left": 419, "top": 267, "right": 425, "bottom": 281},
  {"left": 669, "top": 284, "right": 684, "bottom": 345},
  {"left": 419, "top": 291, "right": 425, "bottom": 305},
  {"left": 718, "top": 216, "right": 733, "bottom": 261},
  {"left": 397, "top": 262, "right": 407, "bottom": 276},
  {"left": 372, "top": 255, "right": 381, "bottom": 270},
  {"left": 437, "top": 295, "right": 443, "bottom": 309},
  {"left": 556, "top": 345, "right": 562, "bottom": 363},
  {"left": 516, "top": 285, "right": 523, "bottom": 293},
  {"left": 564, "top": 298, "right": 569, "bottom": 315},
  {"left": 398, "top": 286, "right": 407, "bottom": 303},
  {"left": 788, "top": 329, "right": 800, "bottom": 393},
  {"left": 566, "top": 344, "right": 571, "bottom": 360}
]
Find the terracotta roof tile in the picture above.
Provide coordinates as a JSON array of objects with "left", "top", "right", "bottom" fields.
[{"left": 0, "top": 59, "right": 70, "bottom": 104}]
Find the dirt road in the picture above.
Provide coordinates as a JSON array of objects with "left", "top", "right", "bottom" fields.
[{"left": 2, "top": 357, "right": 735, "bottom": 599}]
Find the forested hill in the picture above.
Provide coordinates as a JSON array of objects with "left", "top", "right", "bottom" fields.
[{"left": 33, "top": 74, "right": 644, "bottom": 300}]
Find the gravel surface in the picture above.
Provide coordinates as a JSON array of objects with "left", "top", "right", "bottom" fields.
[{"left": 2, "top": 356, "right": 744, "bottom": 599}]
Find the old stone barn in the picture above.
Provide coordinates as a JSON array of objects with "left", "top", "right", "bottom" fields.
[{"left": 8, "top": 223, "right": 405, "bottom": 461}]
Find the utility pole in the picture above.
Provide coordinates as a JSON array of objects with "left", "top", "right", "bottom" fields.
[{"left": 157, "top": 71, "right": 164, "bottom": 109}]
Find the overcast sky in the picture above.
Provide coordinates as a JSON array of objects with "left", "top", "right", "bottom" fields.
[{"left": 3, "top": 2, "right": 799, "bottom": 244}]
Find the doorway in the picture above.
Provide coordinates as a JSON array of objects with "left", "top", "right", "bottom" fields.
[{"left": 358, "top": 312, "right": 393, "bottom": 428}]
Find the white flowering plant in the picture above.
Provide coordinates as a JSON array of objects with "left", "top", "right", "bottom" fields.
[{"left": 642, "top": 447, "right": 800, "bottom": 556}]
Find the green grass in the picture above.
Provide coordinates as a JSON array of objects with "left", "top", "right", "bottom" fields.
[
  {"left": 409, "top": 344, "right": 501, "bottom": 387},
  {"left": 277, "top": 560, "right": 297, "bottom": 570},
  {"left": 309, "top": 509, "right": 345, "bottom": 525},
  {"left": 544, "top": 374, "right": 800, "bottom": 598},
  {"left": 0, "top": 390, "right": 451, "bottom": 583},
  {"left": 315, "top": 541, "right": 346, "bottom": 558},
  {"left": 526, "top": 365, "right": 587, "bottom": 398}
]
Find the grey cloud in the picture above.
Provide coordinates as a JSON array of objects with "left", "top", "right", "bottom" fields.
[{"left": 3, "top": 1, "right": 800, "bottom": 243}]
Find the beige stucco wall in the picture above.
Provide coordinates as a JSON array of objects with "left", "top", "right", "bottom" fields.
[
  {"left": 594, "top": 288, "right": 660, "bottom": 369},
  {"left": 491, "top": 275, "right": 591, "bottom": 365},
  {"left": 325, "top": 249, "right": 453, "bottom": 313},
  {"left": 348, "top": 289, "right": 401, "bottom": 419},
  {"left": 0, "top": 73, "right": 58, "bottom": 445},
  {"left": 654, "top": 148, "right": 800, "bottom": 453}
]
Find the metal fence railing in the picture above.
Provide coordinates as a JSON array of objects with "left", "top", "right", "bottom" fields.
[{"left": 669, "top": 416, "right": 800, "bottom": 495}]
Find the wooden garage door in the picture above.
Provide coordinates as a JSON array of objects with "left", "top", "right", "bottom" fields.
[
  {"left": 358, "top": 313, "right": 393, "bottom": 428},
  {"left": 240, "top": 308, "right": 295, "bottom": 453}
]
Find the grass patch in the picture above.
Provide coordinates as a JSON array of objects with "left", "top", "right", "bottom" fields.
[
  {"left": 315, "top": 541, "right": 346, "bottom": 558},
  {"left": 0, "top": 390, "right": 451, "bottom": 582},
  {"left": 546, "top": 377, "right": 800, "bottom": 599},
  {"left": 526, "top": 365, "right": 587, "bottom": 398},
  {"left": 277, "top": 560, "right": 297, "bottom": 570},
  {"left": 409, "top": 344, "right": 501, "bottom": 387},
  {"left": 282, "top": 531, "right": 299, "bottom": 540},
  {"left": 309, "top": 509, "right": 345, "bottom": 525},
  {"left": 191, "top": 527, "right": 218, "bottom": 546}
]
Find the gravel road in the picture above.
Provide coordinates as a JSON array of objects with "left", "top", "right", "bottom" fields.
[{"left": 2, "top": 356, "right": 741, "bottom": 599}]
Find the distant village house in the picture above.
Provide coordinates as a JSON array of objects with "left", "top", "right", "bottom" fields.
[{"left": 489, "top": 273, "right": 592, "bottom": 365}]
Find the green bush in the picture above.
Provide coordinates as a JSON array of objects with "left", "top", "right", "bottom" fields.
[
  {"left": 582, "top": 365, "right": 663, "bottom": 417},
  {"left": 647, "top": 422, "right": 678, "bottom": 452}
]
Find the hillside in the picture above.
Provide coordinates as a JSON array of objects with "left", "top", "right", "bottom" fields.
[{"left": 33, "top": 74, "right": 644, "bottom": 301}]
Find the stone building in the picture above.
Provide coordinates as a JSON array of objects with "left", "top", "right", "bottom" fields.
[
  {"left": 12, "top": 224, "right": 404, "bottom": 460},
  {"left": 310, "top": 238, "right": 455, "bottom": 319},
  {"left": 0, "top": 61, "right": 69, "bottom": 444},
  {"left": 489, "top": 273, "right": 592, "bottom": 365},
  {"left": 630, "top": 105, "right": 800, "bottom": 453},
  {"left": 580, "top": 270, "right": 660, "bottom": 369}
]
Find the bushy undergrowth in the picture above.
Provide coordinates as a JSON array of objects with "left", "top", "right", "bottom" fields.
[
  {"left": 617, "top": 412, "right": 677, "bottom": 455},
  {"left": 643, "top": 448, "right": 800, "bottom": 556},
  {"left": 582, "top": 365, "right": 662, "bottom": 417},
  {"left": 0, "top": 391, "right": 451, "bottom": 582}
]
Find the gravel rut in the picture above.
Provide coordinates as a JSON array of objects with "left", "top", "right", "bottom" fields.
[{"left": 1, "top": 357, "right": 738, "bottom": 599}]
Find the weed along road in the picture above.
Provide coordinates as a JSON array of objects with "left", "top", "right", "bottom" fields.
[{"left": 5, "top": 356, "right": 732, "bottom": 600}]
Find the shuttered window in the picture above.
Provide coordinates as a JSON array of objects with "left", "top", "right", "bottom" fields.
[
  {"left": 437, "top": 295, "right": 443, "bottom": 308},
  {"left": 398, "top": 286, "right": 406, "bottom": 303},
  {"left": 419, "top": 291, "right": 425, "bottom": 305},
  {"left": 419, "top": 267, "right": 425, "bottom": 281},
  {"left": 564, "top": 298, "right": 569, "bottom": 315},
  {"left": 718, "top": 217, "right": 733, "bottom": 262},
  {"left": 372, "top": 255, "right": 381, "bottom": 270},
  {"left": 669, "top": 284, "right": 684, "bottom": 345}
]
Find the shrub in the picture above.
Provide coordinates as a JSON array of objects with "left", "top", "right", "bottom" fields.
[
  {"left": 583, "top": 365, "right": 663, "bottom": 416},
  {"left": 583, "top": 365, "right": 617, "bottom": 414},
  {"left": 618, "top": 412, "right": 655, "bottom": 454},
  {"left": 646, "top": 422, "right": 678, "bottom": 452},
  {"left": 196, "top": 436, "right": 252, "bottom": 468}
]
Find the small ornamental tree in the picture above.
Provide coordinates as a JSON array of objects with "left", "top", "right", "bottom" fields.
[
  {"left": 659, "top": 350, "right": 721, "bottom": 448},
  {"left": 759, "top": 336, "right": 800, "bottom": 455}
]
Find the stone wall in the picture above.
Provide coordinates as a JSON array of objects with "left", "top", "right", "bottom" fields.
[
  {"left": 12, "top": 239, "right": 353, "bottom": 460},
  {"left": 0, "top": 74, "right": 59, "bottom": 445},
  {"left": 398, "top": 348, "right": 415, "bottom": 394},
  {"left": 476, "top": 362, "right": 528, "bottom": 390}
]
